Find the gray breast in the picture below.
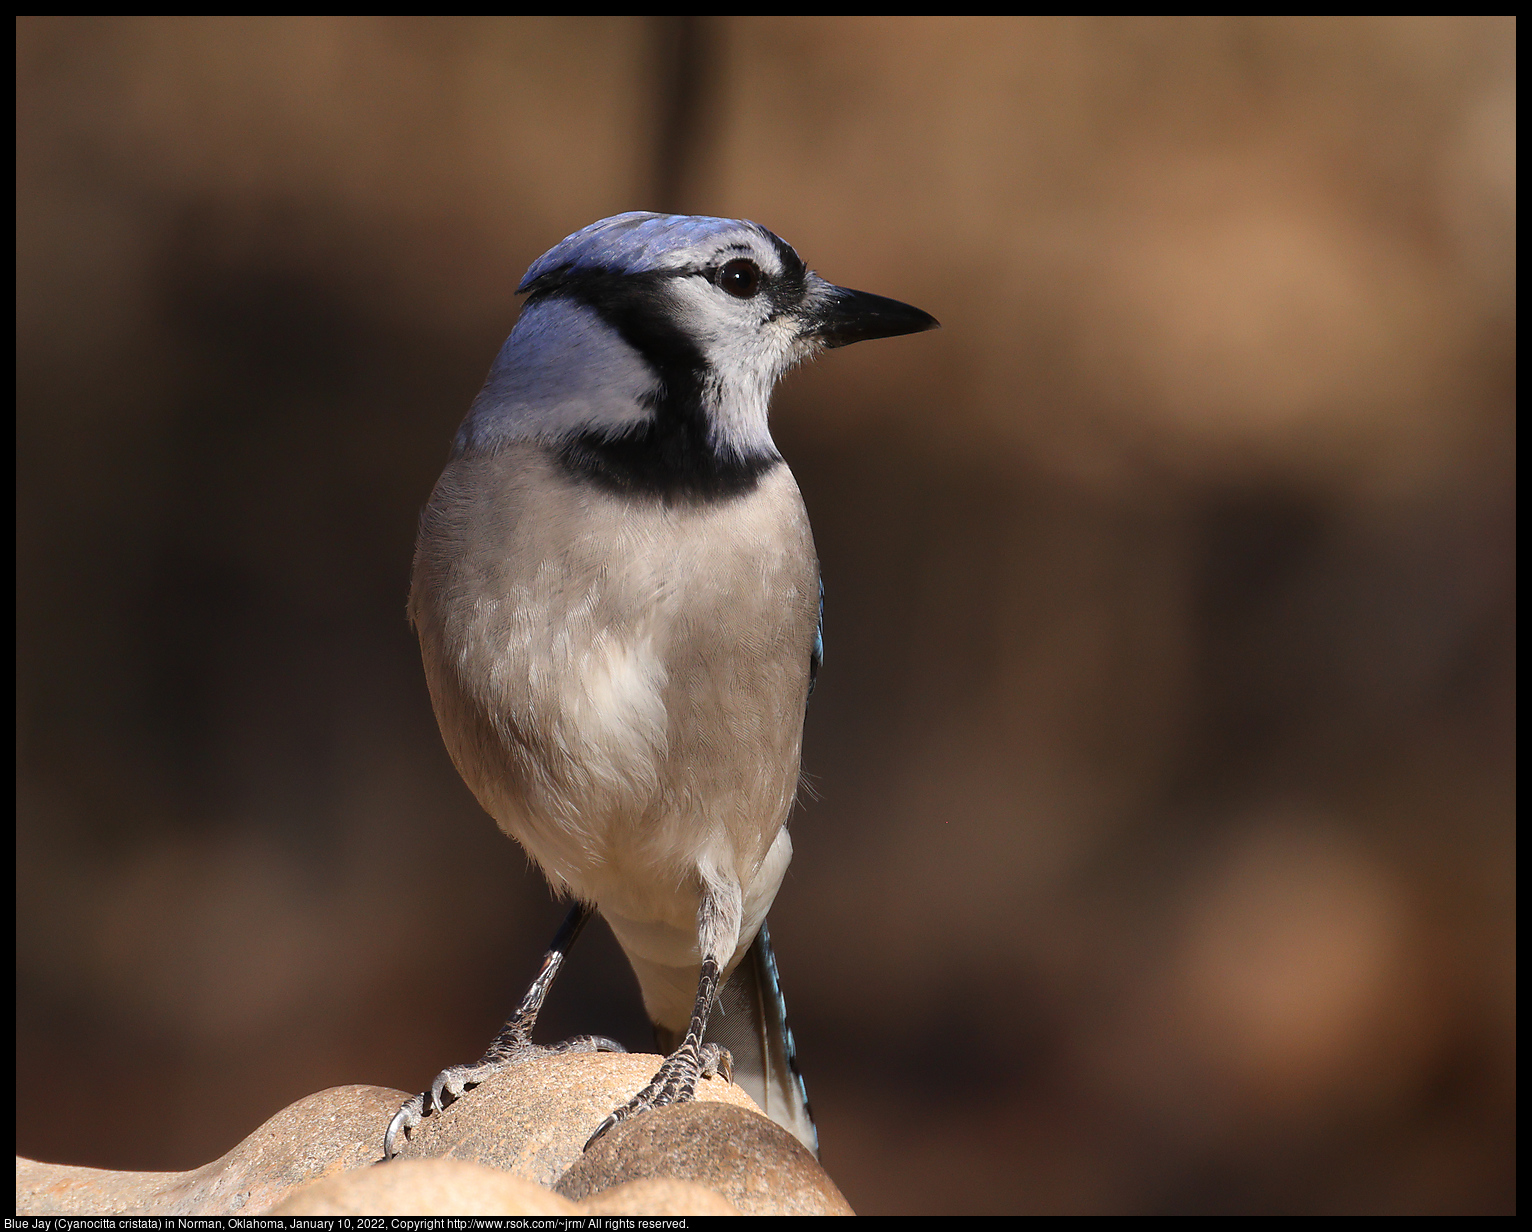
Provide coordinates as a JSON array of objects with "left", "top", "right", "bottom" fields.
[{"left": 409, "top": 442, "right": 819, "bottom": 911}]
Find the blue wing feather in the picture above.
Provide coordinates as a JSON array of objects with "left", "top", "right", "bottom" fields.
[{"left": 808, "top": 577, "right": 823, "bottom": 698}]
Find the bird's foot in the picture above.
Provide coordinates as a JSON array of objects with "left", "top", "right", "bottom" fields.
[
  {"left": 584, "top": 1041, "right": 733, "bottom": 1151},
  {"left": 384, "top": 1033, "right": 624, "bottom": 1160}
]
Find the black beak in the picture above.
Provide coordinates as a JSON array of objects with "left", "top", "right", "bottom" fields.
[{"left": 804, "top": 281, "right": 940, "bottom": 348}]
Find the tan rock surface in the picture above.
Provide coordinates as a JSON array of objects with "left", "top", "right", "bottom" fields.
[
  {"left": 274, "top": 1160, "right": 741, "bottom": 1216},
  {"left": 388, "top": 1050, "right": 759, "bottom": 1185},
  {"left": 578, "top": 1176, "right": 743, "bottom": 1216},
  {"left": 273, "top": 1158, "right": 580, "bottom": 1215},
  {"left": 556, "top": 1099, "right": 854, "bottom": 1216},
  {"left": 16, "top": 1084, "right": 407, "bottom": 1215},
  {"left": 17, "top": 1055, "right": 846, "bottom": 1216}
]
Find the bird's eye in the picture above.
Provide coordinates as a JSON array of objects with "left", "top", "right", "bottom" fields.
[{"left": 718, "top": 258, "right": 762, "bottom": 299}]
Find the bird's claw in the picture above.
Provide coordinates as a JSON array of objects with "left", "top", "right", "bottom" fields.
[
  {"left": 583, "top": 1042, "right": 734, "bottom": 1151},
  {"left": 700, "top": 1041, "right": 733, "bottom": 1083},
  {"left": 584, "top": 1108, "right": 623, "bottom": 1150},
  {"left": 382, "top": 1061, "right": 487, "bottom": 1160},
  {"left": 383, "top": 1035, "right": 627, "bottom": 1161},
  {"left": 543, "top": 1033, "right": 626, "bottom": 1058},
  {"left": 429, "top": 1061, "right": 486, "bottom": 1111},
  {"left": 383, "top": 1094, "right": 424, "bottom": 1160}
]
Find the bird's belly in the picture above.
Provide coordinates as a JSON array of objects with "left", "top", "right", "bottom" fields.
[
  {"left": 501, "top": 570, "right": 805, "bottom": 929},
  {"left": 413, "top": 448, "right": 819, "bottom": 925}
]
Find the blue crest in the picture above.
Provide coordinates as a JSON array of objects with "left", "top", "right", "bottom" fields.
[{"left": 517, "top": 212, "right": 774, "bottom": 292}]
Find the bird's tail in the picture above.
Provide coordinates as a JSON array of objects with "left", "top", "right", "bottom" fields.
[{"left": 654, "top": 921, "right": 819, "bottom": 1157}]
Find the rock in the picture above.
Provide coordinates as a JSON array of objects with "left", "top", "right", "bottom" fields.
[
  {"left": 389, "top": 1050, "right": 758, "bottom": 1185},
  {"left": 16, "top": 1084, "right": 407, "bottom": 1215},
  {"left": 16, "top": 1055, "right": 849, "bottom": 1216},
  {"left": 273, "top": 1160, "right": 741, "bottom": 1216},
  {"left": 273, "top": 1158, "right": 579, "bottom": 1215},
  {"left": 579, "top": 1177, "right": 743, "bottom": 1215},
  {"left": 556, "top": 1099, "right": 854, "bottom": 1216}
]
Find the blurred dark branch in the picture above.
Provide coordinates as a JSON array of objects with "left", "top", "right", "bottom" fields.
[{"left": 649, "top": 15, "right": 714, "bottom": 215}]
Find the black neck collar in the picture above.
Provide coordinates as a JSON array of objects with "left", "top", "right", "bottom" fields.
[{"left": 528, "top": 270, "right": 780, "bottom": 501}]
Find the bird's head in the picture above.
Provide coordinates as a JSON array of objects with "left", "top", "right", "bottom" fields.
[{"left": 459, "top": 213, "right": 938, "bottom": 496}]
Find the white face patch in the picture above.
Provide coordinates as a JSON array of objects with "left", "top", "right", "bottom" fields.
[
  {"left": 458, "top": 217, "right": 835, "bottom": 467},
  {"left": 659, "top": 234, "right": 812, "bottom": 459}
]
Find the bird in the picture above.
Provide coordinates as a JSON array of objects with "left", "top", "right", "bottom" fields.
[{"left": 385, "top": 211, "right": 937, "bottom": 1160}]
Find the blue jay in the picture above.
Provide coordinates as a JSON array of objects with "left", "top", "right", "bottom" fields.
[{"left": 385, "top": 212, "right": 937, "bottom": 1160}]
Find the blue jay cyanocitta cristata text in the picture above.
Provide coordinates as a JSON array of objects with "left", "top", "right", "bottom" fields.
[{"left": 385, "top": 212, "right": 937, "bottom": 1159}]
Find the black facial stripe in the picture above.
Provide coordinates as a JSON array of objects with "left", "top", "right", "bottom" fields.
[
  {"left": 529, "top": 267, "right": 705, "bottom": 382},
  {"left": 525, "top": 267, "right": 780, "bottom": 501},
  {"left": 761, "top": 233, "right": 809, "bottom": 319},
  {"left": 764, "top": 230, "right": 808, "bottom": 286}
]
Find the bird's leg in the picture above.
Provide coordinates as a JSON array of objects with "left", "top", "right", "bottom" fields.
[
  {"left": 584, "top": 884, "right": 741, "bottom": 1150},
  {"left": 384, "top": 902, "right": 626, "bottom": 1159},
  {"left": 584, "top": 952, "right": 731, "bottom": 1150},
  {"left": 476, "top": 903, "right": 610, "bottom": 1060}
]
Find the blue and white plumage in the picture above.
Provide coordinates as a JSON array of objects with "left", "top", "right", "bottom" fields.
[{"left": 386, "top": 212, "right": 936, "bottom": 1159}]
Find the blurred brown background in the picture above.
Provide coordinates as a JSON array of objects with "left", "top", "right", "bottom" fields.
[{"left": 16, "top": 17, "right": 1514, "bottom": 1214}]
